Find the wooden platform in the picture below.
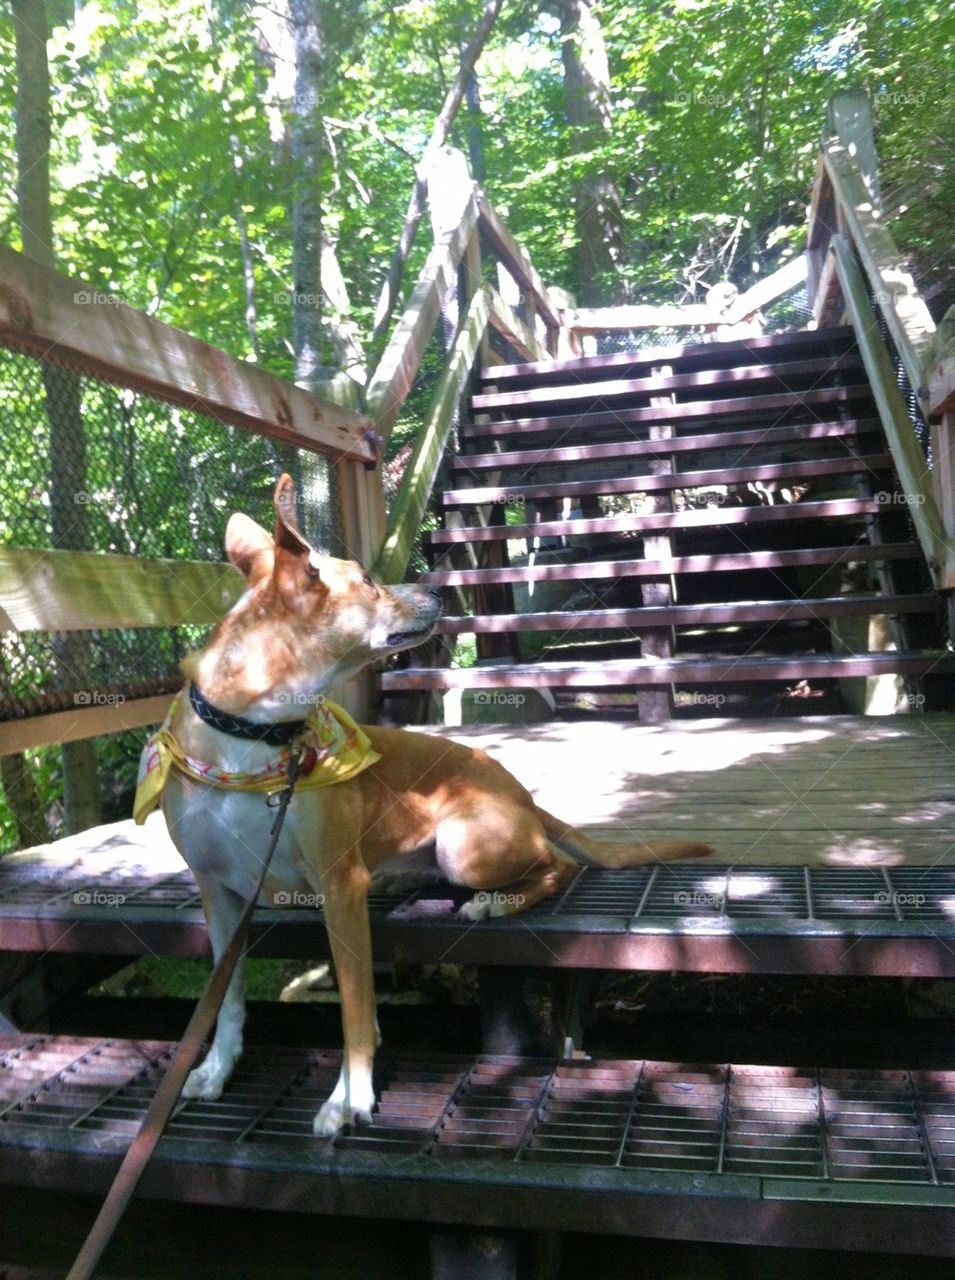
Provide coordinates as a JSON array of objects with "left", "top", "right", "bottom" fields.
[{"left": 412, "top": 714, "right": 955, "bottom": 866}]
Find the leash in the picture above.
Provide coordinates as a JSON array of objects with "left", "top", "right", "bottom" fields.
[{"left": 65, "top": 747, "right": 306, "bottom": 1280}]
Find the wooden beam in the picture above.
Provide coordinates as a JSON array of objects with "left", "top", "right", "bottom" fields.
[
  {"left": 832, "top": 235, "right": 954, "bottom": 588},
  {"left": 0, "top": 244, "right": 375, "bottom": 464},
  {"left": 569, "top": 302, "right": 715, "bottom": 332},
  {"left": 811, "top": 246, "right": 842, "bottom": 328},
  {"left": 0, "top": 694, "right": 173, "bottom": 755},
  {"left": 823, "top": 138, "right": 936, "bottom": 413},
  {"left": 365, "top": 194, "right": 479, "bottom": 441},
  {"left": 373, "top": 288, "right": 491, "bottom": 583},
  {"left": 725, "top": 257, "right": 807, "bottom": 323},
  {"left": 929, "top": 352, "right": 955, "bottom": 416},
  {"left": 476, "top": 195, "right": 561, "bottom": 332},
  {"left": 0, "top": 547, "right": 243, "bottom": 632},
  {"left": 486, "top": 288, "right": 547, "bottom": 362}
]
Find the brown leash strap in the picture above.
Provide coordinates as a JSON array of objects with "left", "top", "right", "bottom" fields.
[{"left": 65, "top": 748, "right": 305, "bottom": 1280}]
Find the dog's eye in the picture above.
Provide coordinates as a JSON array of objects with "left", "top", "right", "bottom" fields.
[{"left": 362, "top": 573, "right": 374, "bottom": 588}]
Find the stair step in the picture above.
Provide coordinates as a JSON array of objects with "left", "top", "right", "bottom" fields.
[
  {"left": 423, "top": 542, "right": 919, "bottom": 587},
  {"left": 463, "top": 385, "right": 875, "bottom": 442},
  {"left": 441, "top": 454, "right": 892, "bottom": 508},
  {"left": 427, "top": 499, "right": 886, "bottom": 547},
  {"left": 479, "top": 326, "right": 858, "bottom": 386},
  {"left": 454, "top": 418, "right": 881, "bottom": 474},
  {"left": 434, "top": 594, "right": 938, "bottom": 635},
  {"left": 472, "top": 354, "right": 863, "bottom": 414},
  {"left": 383, "top": 651, "right": 955, "bottom": 691}
]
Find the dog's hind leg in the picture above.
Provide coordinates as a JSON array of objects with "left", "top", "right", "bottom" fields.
[{"left": 182, "top": 879, "right": 248, "bottom": 1100}]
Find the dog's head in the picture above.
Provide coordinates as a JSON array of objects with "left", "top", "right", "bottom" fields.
[{"left": 186, "top": 474, "right": 441, "bottom": 718}]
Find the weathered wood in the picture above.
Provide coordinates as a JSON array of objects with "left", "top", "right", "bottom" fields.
[
  {"left": 463, "top": 385, "right": 874, "bottom": 441},
  {"left": 929, "top": 354, "right": 955, "bottom": 417},
  {"left": 828, "top": 88, "right": 881, "bottom": 209},
  {"left": 472, "top": 353, "right": 861, "bottom": 413},
  {"left": 0, "top": 694, "right": 173, "bottom": 755},
  {"left": 476, "top": 195, "right": 562, "bottom": 332},
  {"left": 832, "top": 235, "right": 953, "bottom": 588},
  {"left": 823, "top": 140, "right": 936, "bottom": 412},
  {"left": 811, "top": 246, "right": 842, "bottom": 328},
  {"left": 442, "top": 453, "right": 892, "bottom": 507},
  {"left": 426, "top": 498, "right": 885, "bottom": 545},
  {"left": 724, "top": 257, "right": 808, "bottom": 324},
  {"left": 0, "top": 244, "right": 374, "bottom": 463},
  {"left": 423, "top": 542, "right": 919, "bottom": 588},
  {"left": 373, "top": 288, "right": 491, "bottom": 583},
  {"left": 383, "top": 650, "right": 955, "bottom": 690},
  {"left": 480, "top": 326, "right": 856, "bottom": 385},
  {"left": 487, "top": 289, "right": 547, "bottom": 362},
  {"left": 365, "top": 194, "right": 480, "bottom": 441},
  {"left": 0, "top": 548, "right": 243, "bottom": 632},
  {"left": 433, "top": 594, "right": 937, "bottom": 634},
  {"left": 454, "top": 417, "right": 877, "bottom": 472}
]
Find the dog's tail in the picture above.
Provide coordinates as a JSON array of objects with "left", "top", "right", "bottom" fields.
[{"left": 535, "top": 805, "right": 712, "bottom": 868}]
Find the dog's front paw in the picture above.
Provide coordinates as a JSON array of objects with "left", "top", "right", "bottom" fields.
[
  {"left": 313, "top": 1097, "right": 374, "bottom": 1137},
  {"left": 458, "top": 891, "right": 507, "bottom": 922},
  {"left": 181, "top": 1047, "right": 236, "bottom": 1101}
]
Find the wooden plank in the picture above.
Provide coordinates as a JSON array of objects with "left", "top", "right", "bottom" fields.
[
  {"left": 811, "top": 247, "right": 842, "bottom": 328},
  {"left": 568, "top": 303, "right": 716, "bottom": 332},
  {"left": 453, "top": 418, "right": 879, "bottom": 472},
  {"left": 0, "top": 244, "right": 374, "bottom": 463},
  {"left": 373, "top": 288, "right": 491, "bottom": 583},
  {"left": 471, "top": 354, "right": 862, "bottom": 413},
  {"left": 433, "top": 595, "right": 937, "bottom": 634},
  {"left": 486, "top": 288, "right": 547, "bottom": 362},
  {"left": 441, "top": 453, "right": 893, "bottom": 507},
  {"left": 479, "top": 326, "right": 856, "bottom": 385},
  {"left": 476, "top": 195, "right": 561, "bottom": 332},
  {"left": 832, "top": 235, "right": 953, "bottom": 588},
  {"left": 463, "top": 385, "right": 875, "bottom": 441},
  {"left": 426, "top": 498, "right": 884, "bottom": 546},
  {"left": 823, "top": 139, "right": 936, "bottom": 412},
  {"left": 423, "top": 542, "right": 920, "bottom": 588},
  {"left": 0, "top": 548, "right": 243, "bottom": 632},
  {"left": 928, "top": 354, "right": 955, "bottom": 416},
  {"left": 724, "top": 257, "right": 809, "bottom": 324},
  {"left": 365, "top": 194, "right": 479, "bottom": 441},
  {"left": 382, "top": 650, "right": 955, "bottom": 690},
  {"left": 0, "top": 694, "right": 173, "bottom": 755}
]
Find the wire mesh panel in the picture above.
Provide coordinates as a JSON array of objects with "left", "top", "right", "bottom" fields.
[{"left": 0, "top": 342, "right": 343, "bottom": 724}]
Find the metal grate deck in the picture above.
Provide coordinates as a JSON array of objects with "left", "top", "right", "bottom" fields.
[
  {"left": 5, "top": 851, "right": 955, "bottom": 976},
  {"left": 2, "top": 1036, "right": 955, "bottom": 1254}
]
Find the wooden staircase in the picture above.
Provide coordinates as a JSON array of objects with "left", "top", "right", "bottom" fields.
[{"left": 383, "top": 326, "right": 953, "bottom": 719}]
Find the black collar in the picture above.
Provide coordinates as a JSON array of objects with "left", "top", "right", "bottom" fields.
[{"left": 188, "top": 683, "right": 308, "bottom": 747}]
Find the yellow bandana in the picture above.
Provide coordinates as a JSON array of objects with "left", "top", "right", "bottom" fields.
[{"left": 133, "top": 695, "right": 381, "bottom": 825}]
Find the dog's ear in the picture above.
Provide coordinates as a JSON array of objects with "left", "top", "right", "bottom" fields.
[
  {"left": 225, "top": 513, "right": 275, "bottom": 583},
  {"left": 273, "top": 473, "right": 313, "bottom": 559}
]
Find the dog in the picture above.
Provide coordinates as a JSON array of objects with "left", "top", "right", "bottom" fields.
[{"left": 139, "top": 474, "right": 711, "bottom": 1135}]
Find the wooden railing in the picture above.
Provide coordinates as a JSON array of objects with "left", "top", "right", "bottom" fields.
[{"left": 807, "top": 88, "right": 955, "bottom": 591}]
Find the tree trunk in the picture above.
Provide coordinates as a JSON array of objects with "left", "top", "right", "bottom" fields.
[
  {"left": 370, "top": 0, "right": 503, "bottom": 345},
  {"left": 1, "top": 755, "right": 47, "bottom": 850},
  {"left": 13, "top": 0, "right": 101, "bottom": 837},
  {"left": 556, "top": 0, "right": 625, "bottom": 305},
  {"left": 290, "top": 0, "right": 329, "bottom": 385}
]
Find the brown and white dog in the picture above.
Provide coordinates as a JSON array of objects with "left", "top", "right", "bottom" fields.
[{"left": 158, "top": 475, "right": 711, "bottom": 1135}]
